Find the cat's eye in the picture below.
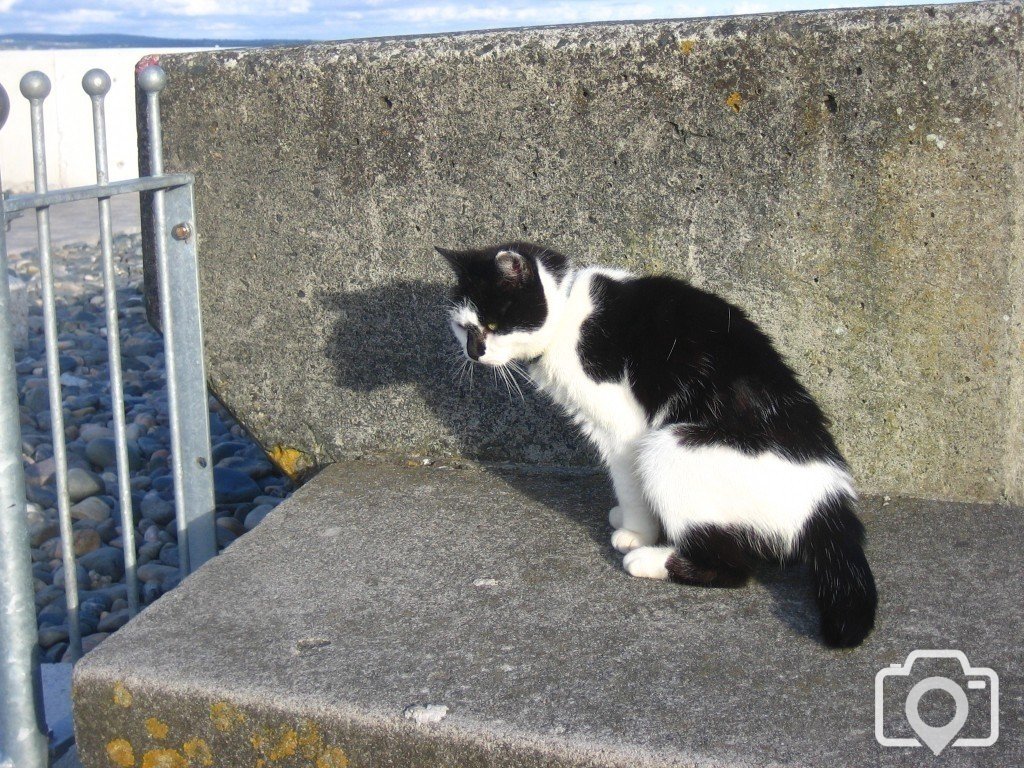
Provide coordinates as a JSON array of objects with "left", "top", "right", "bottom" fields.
[{"left": 486, "top": 322, "right": 499, "bottom": 331}]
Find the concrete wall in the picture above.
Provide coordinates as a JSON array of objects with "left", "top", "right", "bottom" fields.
[
  {"left": 151, "top": 1, "right": 1024, "bottom": 504},
  {"left": 0, "top": 49, "right": 199, "bottom": 192}
]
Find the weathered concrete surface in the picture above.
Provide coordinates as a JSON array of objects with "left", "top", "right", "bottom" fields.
[
  {"left": 73, "top": 460, "right": 1023, "bottom": 767},
  {"left": 148, "top": 2, "right": 1024, "bottom": 503}
]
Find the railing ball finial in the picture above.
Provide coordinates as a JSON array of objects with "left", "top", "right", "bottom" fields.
[
  {"left": 82, "top": 68, "right": 112, "bottom": 97},
  {"left": 19, "top": 71, "right": 51, "bottom": 101},
  {"left": 0, "top": 83, "right": 9, "bottom": 130},
  {"left": 137, "top": 65, "right": 167, "bottom": 95}
]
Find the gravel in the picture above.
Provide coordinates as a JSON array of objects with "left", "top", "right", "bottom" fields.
[{"left": 9, "top": 233, "right": 295, "bottom": 662}]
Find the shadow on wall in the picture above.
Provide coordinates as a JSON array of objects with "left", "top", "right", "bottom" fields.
[
  {"left": 317, "top": 276, "right": 822, "bottom": 644},
  {"left": 316, "top": 278, "right": 585, "bottom": 464}
]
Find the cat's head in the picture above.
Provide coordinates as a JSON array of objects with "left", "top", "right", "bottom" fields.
[{"left": 436, "top": 242, "right": 570, "bottom": 366}]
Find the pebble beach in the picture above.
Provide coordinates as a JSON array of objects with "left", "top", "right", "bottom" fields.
[{"left": 9, "top": 228, "right": 294, "bottom": 663}]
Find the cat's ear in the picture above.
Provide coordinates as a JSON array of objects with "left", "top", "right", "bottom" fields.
[
  {"left": 496, "top": 249, "right": 530, "bottom": 285},
  {"left": 435, "top": 246, "right": 468, "bottom": 274}
]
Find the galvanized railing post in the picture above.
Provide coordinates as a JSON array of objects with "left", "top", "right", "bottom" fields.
[
  {"left": 139, "top": 65, "right": 217, "bottom": 574},
  {"left": 0, "top": 80, "right": 50, "bottom": 768},
  {"left": 84, "top": 69, "right": 140, "bottom": 616},
  {"left": 22, "top": 70, "right": 82, "bottom": 662}
]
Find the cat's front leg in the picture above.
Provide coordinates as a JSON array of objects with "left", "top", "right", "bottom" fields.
[{"left": 606, "top": 449, "right": 660, "bottom": 553}]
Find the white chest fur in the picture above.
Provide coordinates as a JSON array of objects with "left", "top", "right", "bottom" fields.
[{"left": 530, "top": 268, "right": 648, "bottom": 459}]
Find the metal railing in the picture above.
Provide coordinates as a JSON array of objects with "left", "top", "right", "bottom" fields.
[{"left": 1, "top": 64, "right": 216, "bottom": 767}]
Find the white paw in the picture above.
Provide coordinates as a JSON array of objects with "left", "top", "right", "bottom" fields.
[
  {"left": 611, "top": 527, "right": 657, "bottom": 553},
  {"left": 623, "top": 546, "right": 675, "bottom": 580},
  {"left": 608, "top": 505, "right": 624, "bottom": 529}
]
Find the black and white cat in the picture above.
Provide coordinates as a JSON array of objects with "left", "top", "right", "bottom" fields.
[{"left": 437, "top": 242, "right": 877, "bottom": 648}]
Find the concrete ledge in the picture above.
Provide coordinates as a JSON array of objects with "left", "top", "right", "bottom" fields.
[
  {"left": 148, "top": 1, "right": 1024, "bottom": 503},
  {"left": 73, "top": 460, "right": 1023, "bottom": 766}
]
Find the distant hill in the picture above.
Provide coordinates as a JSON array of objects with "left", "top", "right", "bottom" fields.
[{"left": 0, "top": 32, "right": 309, "bottom": 50}]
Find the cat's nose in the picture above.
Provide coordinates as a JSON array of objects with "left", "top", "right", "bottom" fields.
[{"left": 467, "top": 331, "right": 485, "bottom": 361}]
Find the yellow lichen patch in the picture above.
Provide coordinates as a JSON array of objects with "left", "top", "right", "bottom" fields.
[
  {"left": 269, "top": 445, "right": 306, "bottom": 481},
  {"left": 106, "top": 738, "right": 135, "bottom": 767},
  {"left": 296, "top": 721, "right": 322, "bottom": 759},
  {"left": 678, "top": 39, "right": 695, "bottom": 55},
  {"left": 250, "top": 733, "right": 266, "bottom": 751},
  {"left": 726, "top": 91, "right": 743, "bottom": 112},
  {"left": 145, "top": 717, "right": 169, "bottom": 740},
  {"left": 210, "top": 701, "right": 245, "bottom": 732},
  {"left": 182, "top": 738, "right": 213, "bottom": 767},
  {"left": 112, "top": 682, "right": 133, "bottom": 708},
  {"left": 316, "top": 747, "right": 349, "bottom": 768},
  {"left": 140, "top": 748, "right": 187, "bottom": 768},
  {"left": 268, "top": 729, "right": 298, "bottom": 760}
]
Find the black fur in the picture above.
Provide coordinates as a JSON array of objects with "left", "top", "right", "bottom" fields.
[
  {"left": 800, "top": 494, "right": 877, "bottom": 648},
  {"left": 436, "top": 243, "right": 569, "bottom": 335},
  {"left": 580, "top": 274, "right": 844, "bottom": 465}
]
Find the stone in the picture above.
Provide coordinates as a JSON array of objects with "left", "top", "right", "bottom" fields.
[
  {"left": 79, "top": 424, "right": 114, "bottom": 442},
  {"left": 212, "top": 467, "right": 260, "bottom": 504},
  {"left": 158, "top": 544, "right": 179, "bottom": 568},
  {"left": 97, "top": 609, "right": 131, "bottom": 634},
  {"left": 140, "top": 492, "right": 175, "bottom": 526},
  {"left": 218, "top": 455, "right": 275, "bottom": 479},
  {"left": 214, "top": 526, "right": 237, "bottom": 549},
  {"left": 70, "top": 497, "right": 111, "bottom": 523},
  {"left": 215, "top": 516, "right": 244, "bottom": 536},
  {"left": 243, "top": 504, "right": 274, "bottom": 531},
  {"left": 137, "top": 436, "right": 163, "bottom": 456},
  {"left": 94, "top": 518, "right": 119, "bottom": 544},
  {"left": 85, "top": 437, "right": 142, "bottom": 471},
  {"left": 73, "top": 528, "right": 102, "bottom": 557},
  {"left": 81, "top": 633, "right": 110, "bottom": 655},
  {"left": 37, "top": 597, "right": 69, "bottom": 624},
  {"left": 28, "top": 520, "right": 60, "bottom": 548},
  {"left": 45, "top": 643, "right": 68, "bottom": 664},
  {"left": 35, "top": 584, "right": 65, "bottom": 608},
  {"left": 78, "top": 547, "right": 125, "bottom": 580},
  {"left": 37, "top": 625, "right": 68, "bottom": 650},
  {"left": 27, "top": 485, "right": 57, "bottom": 509},
  {"left": 137, "top": 541, "right": 162, "bottom": 564},
  {"left": 66, "top": 467, "right": 104, "bottom": 502},
  {"left": 137, "top": 563, "right": 179, "bottom": 585},
  {"left": 211, "top": 440, "right": 248, "bottom": 464},
  {"left": 24, "top": 456, "right": 56, "bottom": 487},
  {"left": 32, "top": 562, "right": 53, "bottom": 584},
  {"left": 24, "top": 385, "right": 50, "bottom": 413}
]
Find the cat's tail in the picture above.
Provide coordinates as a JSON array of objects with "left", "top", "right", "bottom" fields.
[{"left": 800, "top": 492, "right": 877, "bottom": 648}]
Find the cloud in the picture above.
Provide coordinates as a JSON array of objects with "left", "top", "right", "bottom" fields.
[
  {"left": 0, "top": 0, "right": 18, "bottom": 12},
  {"left": 394, "top": 3, "right": 662, "bottom": 25},
  {"left": 64, "top": 8, "right": 121, "bottom": 25},
  {"left": 157, "top": 0, "right": 312, "bottom": 16}
]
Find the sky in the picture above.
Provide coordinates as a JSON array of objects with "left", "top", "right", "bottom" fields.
[{"left": 0, "top": 0, "right": 956, "bottom": 41}]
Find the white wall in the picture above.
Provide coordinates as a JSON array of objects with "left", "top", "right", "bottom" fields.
[{"left": 0, "top": 49, "right": 201, "bottom": 193}]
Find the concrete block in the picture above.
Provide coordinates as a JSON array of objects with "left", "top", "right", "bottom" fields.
[
  {"left": 146, "top": 1, "right": 1024, "bottom": 503},
  {"left": 7, "top": 272, "right": 28, "bottom": 352},
  {"left": 72, "top": 460, "right": 1023, "bottom": 766}
]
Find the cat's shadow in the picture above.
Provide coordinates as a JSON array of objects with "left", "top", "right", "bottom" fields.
[{"left": 318, "top": 278, "right": 824, "bottom": 643}]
